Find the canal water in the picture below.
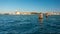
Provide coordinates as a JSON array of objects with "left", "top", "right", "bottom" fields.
[{"left": 0, "top": 15, "right": 60, "bottom": 34}]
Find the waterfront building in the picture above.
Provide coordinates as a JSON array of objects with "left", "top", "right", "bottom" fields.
[
  {"left": 15, "top": 11, "right": 20, "bottom": 15},
  {"left": 15, "top": 12, "right": 31, "bottom": 15},
  {"left": 20, "top": 12, "right": 31, "bottom": 15},
  {"left": 46, "top": 12, "right": 60, "bottom": 15}
]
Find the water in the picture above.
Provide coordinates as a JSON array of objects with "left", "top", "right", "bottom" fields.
[{"left": 0, "top": 15, "right": 60, "bottom": 34}]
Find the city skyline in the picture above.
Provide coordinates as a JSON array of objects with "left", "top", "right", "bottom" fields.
[{"left": 0, "top": 0, "right": 60, "bottom": 13}]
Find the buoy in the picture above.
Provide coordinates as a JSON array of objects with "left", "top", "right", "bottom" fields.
[
  {"left": 46, "top": 13, "right": 48, "bottom": 18},
  {"left": 39, "top": 13, "right": 43, "bottom": 19}
]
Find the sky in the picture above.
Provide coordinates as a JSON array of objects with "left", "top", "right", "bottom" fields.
[{"left": 0, "top": 0, "right": 60, "bottom": 13}]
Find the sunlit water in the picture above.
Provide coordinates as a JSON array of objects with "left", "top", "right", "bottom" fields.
[{"left": 0, "top": 15, "right": 60, "bottom": 34}]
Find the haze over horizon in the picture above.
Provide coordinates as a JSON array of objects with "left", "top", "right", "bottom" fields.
[{"left": 0, "top": 0, "right": 60, "bottom": 13}]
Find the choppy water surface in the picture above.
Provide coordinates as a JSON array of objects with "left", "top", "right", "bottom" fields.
[{"left": 0, "top": 15, "right": 60, "bottom": 34}]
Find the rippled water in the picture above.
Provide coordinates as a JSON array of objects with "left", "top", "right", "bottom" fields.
[{"left": 0, "top": 15, "right": 60, "bottom": 34}]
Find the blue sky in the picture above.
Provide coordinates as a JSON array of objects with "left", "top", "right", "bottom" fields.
[{"left": 0, "top": 0, "right": 60, "bottom": 13}]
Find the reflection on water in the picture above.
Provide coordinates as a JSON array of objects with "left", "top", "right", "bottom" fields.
[
  {"left": 39, "top": 19, "right": 43, "bottom": 23},
  {"left": 39, "top": 15, "right": 60, "bottom": 34},
  {"left": 0, "top": 15, "right": 60, "bottom": 34}
]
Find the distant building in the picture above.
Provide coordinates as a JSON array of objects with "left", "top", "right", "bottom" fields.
[
  {"left": 21, "top": 12, "right": 31, "bottom": 15},
  {"left": 4, "top": 13, "right": 9, "bottom": 15},
  {"left": 15, "top": 11, "right": 20, "bottom": 15},
  {"left": 15, "top": 12, "right": 31, "bottom": 15},
  {"left": 46, "top": 12, "right": 60, "bottom": 15},
  {"left": 31, "top": 12, "right": 38, "bottom": 14}
]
